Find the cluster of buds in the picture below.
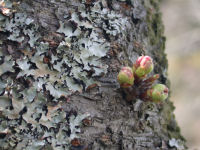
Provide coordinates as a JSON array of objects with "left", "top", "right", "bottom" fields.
[{"left": 117, "top": 55, "right": 168, "bottom": 103}]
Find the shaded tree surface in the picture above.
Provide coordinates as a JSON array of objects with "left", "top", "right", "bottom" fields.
[{"left": 0, "top": 0, "right": 186, "bottom": 150}]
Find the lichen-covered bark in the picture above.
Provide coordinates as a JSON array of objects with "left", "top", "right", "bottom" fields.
[{"left": 0, "top": 0, "right": 186, "bottom": 150}]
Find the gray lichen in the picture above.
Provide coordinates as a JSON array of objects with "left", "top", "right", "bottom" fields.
[
  {"left": 0, "top": 0, "right": 129, "bottom": 149},
  {"left": 0, "top": 0, "right": 186, "bottom": 149},
  {"left": 169, "top": 138, "right": 185, "bottom": 150}
]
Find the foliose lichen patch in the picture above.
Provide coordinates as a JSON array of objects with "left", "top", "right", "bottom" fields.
[{"left": 0, "top": 0, "right": 129, "bottom": 149}]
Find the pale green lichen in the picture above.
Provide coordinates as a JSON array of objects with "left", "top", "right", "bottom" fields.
[
  {"left": 0, "top": 87, "right": 89, "bottom": 150},
  {"left": 0, "top": 0, "right": 129, "bottom": 149},
  {"left": 0, "top": 56, "right": 14, "bottom": 75}
]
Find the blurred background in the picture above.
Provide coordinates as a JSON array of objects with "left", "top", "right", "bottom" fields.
[{"left": 161, "top": 0, "right": 200, "bottom": 149}]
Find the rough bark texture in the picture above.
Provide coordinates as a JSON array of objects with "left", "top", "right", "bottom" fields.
[{"left": 0, "top": 0, "right": 186, "bottom": 150}]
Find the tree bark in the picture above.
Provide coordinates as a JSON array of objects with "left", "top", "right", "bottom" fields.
[{"left": 0, "top": 0, "right": 186, "bottom": 150}]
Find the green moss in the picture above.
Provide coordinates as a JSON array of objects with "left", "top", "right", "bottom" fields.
[
  {"left": 145, "top": 0, "right": 168, "bottom": 78},
  {"left": 144, "top": 0, "right": 185, "bottom": 146},
  {"left": 145, "top": 0, "right": 164, "bottom": 46}
]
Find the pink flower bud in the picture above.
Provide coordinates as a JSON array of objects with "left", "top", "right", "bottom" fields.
[
  {"left": 147, "top": 84, "right": 168, "bottom": 102},
  {"left": 117, "top": 67, "right": 134, "bottom": 88},
  {"left": 133, "top": 55, "right": 154, "bottom": 78}
]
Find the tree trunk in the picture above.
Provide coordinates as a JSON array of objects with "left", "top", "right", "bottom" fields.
[{"left": 0, "top": 0, "right": 186, "bottom": 150}]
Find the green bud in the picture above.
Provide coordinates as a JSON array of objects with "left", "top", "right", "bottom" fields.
[
  {"left": 147, "top": 84, "right": 168, "bottom": 102},
  {"left": 117, "top": 67, "right": 134, "bottom": 88},
  {"left": 133, "top": 56, "right": 154, "bottom": 78}
]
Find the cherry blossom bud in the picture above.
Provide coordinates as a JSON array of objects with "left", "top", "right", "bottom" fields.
[
  {"left": 147, "top": 84, "right": 169, "bottom": 102},
  {"left": 117, "top": 67, "right": 134, "bottom": 88},
  {"left": 133, "top": 55, "right": 154, "bottom": 78}
]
